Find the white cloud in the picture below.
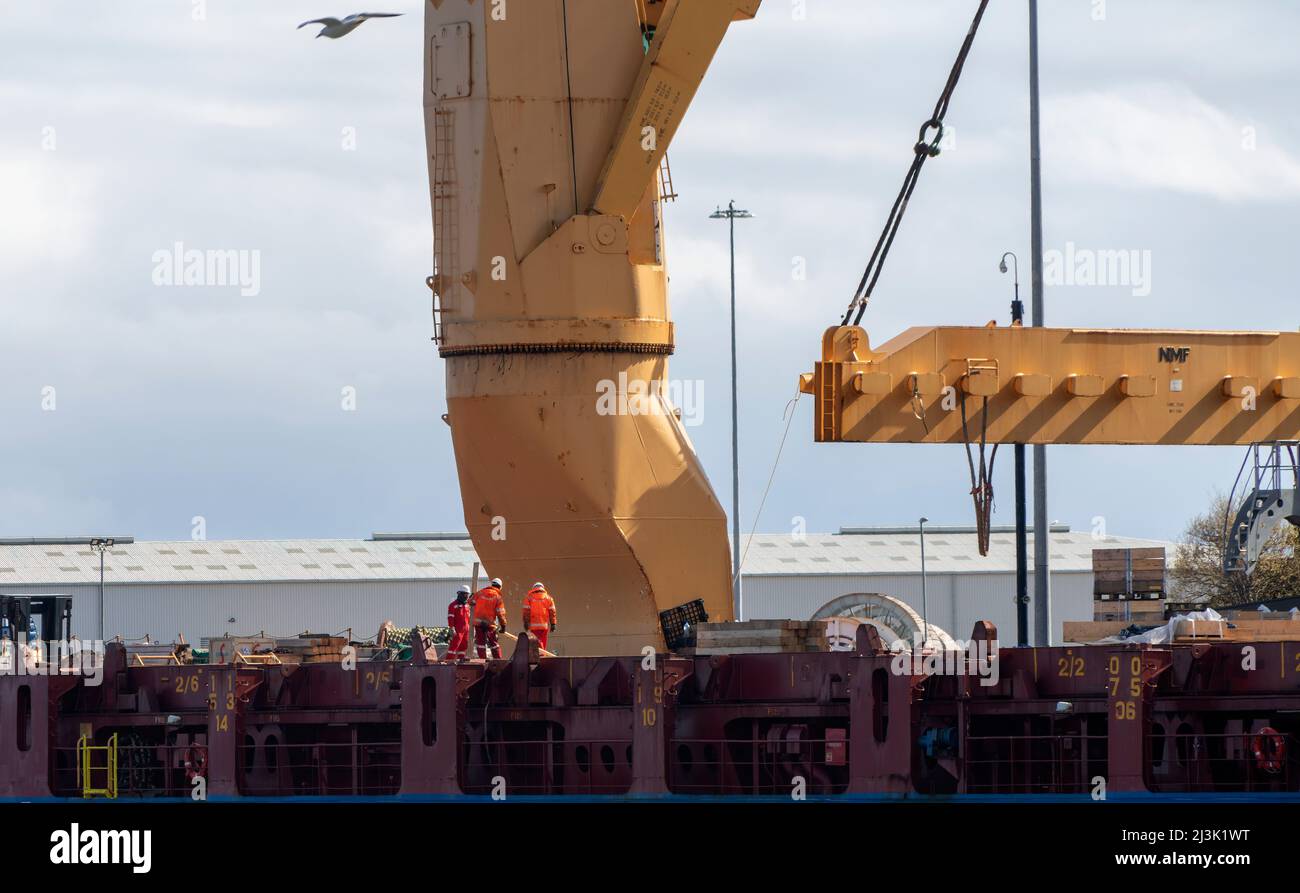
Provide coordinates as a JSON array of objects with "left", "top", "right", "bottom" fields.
[
  {"left": 1044, "top": 83, "right": 1300, "bottom": 201},
  {"left": 0, "top": 159, "right": 99, "bottom": 270},
  {"left": 0, "top": 484, "right": 113, "bottom": 534},
  {"left": 666, "top": 229, "right": 805, "bottom": 320},
  {"left": 3, "top": 2, "right": 1297, "bottom": 545}
]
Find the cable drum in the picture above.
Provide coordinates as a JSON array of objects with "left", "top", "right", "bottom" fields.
[{"left": 811, "top": 593, "right": 957, "bottom": 652}]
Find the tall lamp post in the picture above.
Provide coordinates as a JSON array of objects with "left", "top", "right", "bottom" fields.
[
  {"left": 89, "top": 538, "right": 114, "bottom": 640},
  {"left": 1029, "top": 0, "right": 1051, "bottom": 646},
  {"left": 709, "top": 201, "right": 752, "bottom": 621},
  {"left": 1000, "top": 252, "right": 1029, "bottom": 647},
  {"left": 918, "top": 517, "right": 929, "bottom": 649}
]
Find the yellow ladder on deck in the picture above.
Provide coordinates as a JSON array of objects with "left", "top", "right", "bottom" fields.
[{"left": 77, "top": 733, "right": 118, "bottom": 799}]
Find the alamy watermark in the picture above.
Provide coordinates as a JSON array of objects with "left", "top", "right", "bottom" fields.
[
  {"left": 49, "top": 823, "right": 151, "bottom": 874},
  {"left": 0, "top": 638, "right": 105, "bottom": 686},
  {"left": 1043, "top": 242, "right": 1151, "bottom": 297},
  {"left": 595, "top": 372, "right": 704, "bottom": 427},
  {"left": 889, "top": 635, "right": 1000, "bottom": 687},
  {"left": 151, "top": 241, "right": 261, "bottom": 297}
]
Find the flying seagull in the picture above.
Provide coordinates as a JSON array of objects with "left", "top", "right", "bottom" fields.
[{"left": 298, "top": 12, "right": 402, "bottom": 39}]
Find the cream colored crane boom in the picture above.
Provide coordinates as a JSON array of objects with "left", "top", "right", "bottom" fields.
[
  {"left": 424, "top": 0, "right": 761, "bottom": 655},
  {"left": 593, "top": 0, "right": 761, "bottom": 218}
]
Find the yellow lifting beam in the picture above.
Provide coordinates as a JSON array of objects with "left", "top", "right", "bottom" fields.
[{"left": 801, "top": 325, "right": 1300, "bottom": 446}]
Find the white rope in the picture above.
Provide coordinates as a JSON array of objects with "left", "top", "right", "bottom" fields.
[{"left": 734, "top": 391, "right": 803, "bottom": 585}]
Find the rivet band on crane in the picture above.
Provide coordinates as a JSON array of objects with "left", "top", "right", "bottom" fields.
[{"left": 438, "top": 341, "right": 675, "bottom": 358}]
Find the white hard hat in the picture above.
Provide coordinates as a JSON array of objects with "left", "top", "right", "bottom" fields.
[
  {"left": 531, "top": 581, "right": 546, "bottom": 591},
  {"left": 490, "top": 577, "right": 503, "bottom": 588},
  {"left": 456, "top": 584, "right": 471, "bottom": 596}
]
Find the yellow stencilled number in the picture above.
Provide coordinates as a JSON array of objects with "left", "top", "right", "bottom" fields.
[
  {"left": 1113, "top": 700, "right": 1137, "bottom": 721},
  {"left": 175, "top": 675, "right": 199, "bottom": 694},
  {"left": 1057, "top": 653, "right": 1085, "bottom": 678},
  {"left": 226, "top": 693, "right": 236, "bottom": 710},
  {"left": 216, "top": 715, "right": 229, "bottom": 732},
  {"left": 364, "top": 670, "right": 392, "bottom": 691},
  {"left": 1109, "top": 656, "right": 1142, "bottom": 701},
  {"left": 641, "top": 707, "right": 657, "bottom": 727}
]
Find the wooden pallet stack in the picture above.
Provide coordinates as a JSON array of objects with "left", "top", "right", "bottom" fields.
[
  {"left": 694, "top": 620, "right": 826, "bottom": 655},
  {"left": 1092, "top": 546, "right": 1166, "bottom": 622}
]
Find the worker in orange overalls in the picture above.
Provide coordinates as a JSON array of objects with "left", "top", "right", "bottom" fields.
[
  {"left": 522, "top": 582, "right": 558, "bottom": 651},
  {"left": 472, "top": 577, "right": 507, "bottom": 659},
  {"left": 445, "top": 585, "right": 471, "bottom": 661}
]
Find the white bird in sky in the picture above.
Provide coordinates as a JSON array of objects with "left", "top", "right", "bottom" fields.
[{"left": 297, "top": 12, "right": 403, "bottom": 40}]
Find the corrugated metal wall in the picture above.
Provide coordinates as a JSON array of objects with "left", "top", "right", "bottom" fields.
[
  {"left": 4, "top": 571, "right": 1093, "bottom": 647},
  {"left": 0, "top": 583, "right": 102, "bottom": 640},
  {"left": 743, "top": 571, "right": 1093, "bottom": 644},
  {"left": 1, "top": 580, "right": 461, "bottom": 645}
]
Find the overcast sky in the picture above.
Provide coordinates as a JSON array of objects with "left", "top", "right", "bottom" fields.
[{"left": 2, "top": 0, "right": 1297, "bottom": 547}]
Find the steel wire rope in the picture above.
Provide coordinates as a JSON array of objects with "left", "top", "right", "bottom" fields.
[{"left": 842, "top": 0, "right": 991, "bottom": 325}]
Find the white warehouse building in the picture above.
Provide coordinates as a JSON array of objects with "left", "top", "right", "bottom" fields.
[{"left": 0, "top": 527, "right": 1172, "bottom": 649}]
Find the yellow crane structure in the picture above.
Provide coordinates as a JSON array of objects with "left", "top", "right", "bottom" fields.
[
  {"left": 423, "top": 0, "right": 1298, "bottom": 655},
  {"left": 424, "top": 0, "right": 760, "bottom": 654},
  {"left": 802, "top": 324, "right": 1300, "bottom": 446}
]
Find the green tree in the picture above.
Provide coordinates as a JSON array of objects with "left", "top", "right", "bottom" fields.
[{"left": 1169, "top": 493, "right": 1300, "bottom": 608}]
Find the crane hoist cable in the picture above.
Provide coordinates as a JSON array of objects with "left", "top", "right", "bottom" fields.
[
  {"left": 960, "top": 392, "right": 999, "bottom": 556},
  {"left": 842, "top": 0, "right": 991, "bottom": 326}
]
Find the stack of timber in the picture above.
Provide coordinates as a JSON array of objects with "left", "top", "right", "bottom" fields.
[
  {"left": 694, "top": 620, "right": 826, "bottom": 655},
  {"left": 280, "top": 634, "right": 348, "bottom": 663},
  {"left": 1063, "top": 614, "right": 1300, "bottom": 644},
  {"left": 202, "top": 633, "right": 347, "bottom": 665}
]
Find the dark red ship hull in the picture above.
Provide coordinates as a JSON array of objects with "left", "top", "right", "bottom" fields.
[{"left": 3, "top": 628, "right": 1297, "bottom": 800}]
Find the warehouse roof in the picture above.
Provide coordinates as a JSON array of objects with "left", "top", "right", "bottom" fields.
[
  {"left": 0, "top": 536, "right": 483, "bottom": 586},
  {"left": 740, "top": 528, "right": 1173, "bottom": 575},
  {"left": 0, "top": 528, "right": 1174, "bottom": 586}
]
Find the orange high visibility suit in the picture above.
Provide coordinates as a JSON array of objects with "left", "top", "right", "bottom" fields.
[
  {"left": 445, "top": 597, "right": 471, "bottom": 661},
  {"left": 472, "top": 584, "right": 506, "bottom": 659},
  {"left": 522, "top": 585, "right": 557, "bottom": 651}
]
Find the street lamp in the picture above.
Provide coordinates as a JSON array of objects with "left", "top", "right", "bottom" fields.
[
  {"left": 89, "top": 538, "right": 114, "bottom": 640},
  {"left": 918, "top": 517, "right": 929, "bottom": 649},
  {"left": 999, "top": 252, "right": 1023, "bottom": 324},
  {"left": 709, "top": 200, "right": 753, "bottom": 621}
]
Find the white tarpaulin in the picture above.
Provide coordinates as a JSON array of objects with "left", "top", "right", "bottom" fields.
[{"left": 1098, "top": 607, "right": 1225, "bottom": 645}]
